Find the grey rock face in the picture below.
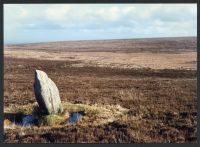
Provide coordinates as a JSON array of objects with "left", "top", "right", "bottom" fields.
[{"left": 34, "top": 70, "right": 63, "bottom": 115}]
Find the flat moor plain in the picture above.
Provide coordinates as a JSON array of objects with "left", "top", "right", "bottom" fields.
[{"left": 4, "top": 37, "right": 197, "bottom": 143}]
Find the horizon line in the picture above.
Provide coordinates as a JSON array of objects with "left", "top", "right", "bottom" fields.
[{"left": 5, "top": 35, "right": 197, "bottom": 46}]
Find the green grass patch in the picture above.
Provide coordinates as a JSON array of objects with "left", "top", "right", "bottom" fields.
[{"left": 37, "top": 114, "right": 68, "bottom": 126}]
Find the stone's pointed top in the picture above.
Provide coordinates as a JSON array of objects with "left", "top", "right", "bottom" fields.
[
  {"left": 36, "top": 69, "right": 41, "bottom": 72},
  {"left": 35, "top": 70, "right": 49, "bottom": 81},
  {"left": 35, "top": 70, "right": 45, "bottom": 74}
]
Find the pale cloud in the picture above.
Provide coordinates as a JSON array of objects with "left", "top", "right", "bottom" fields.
[
  {"left": 96, "top": 6, "right": 121, "bottom": 21},
  {"left": 45, "top": 5, "right": 72, "bottom": 21},
  {"left": 4, "top": 4, "right": 197, "bottom": 44},
  {"left": 17, "top": 8, "right": 29, "bottom": 18}
]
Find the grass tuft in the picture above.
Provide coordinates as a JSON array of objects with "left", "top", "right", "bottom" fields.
[{"left": 37, "top": 114, "right": 69, "bottom": 126}]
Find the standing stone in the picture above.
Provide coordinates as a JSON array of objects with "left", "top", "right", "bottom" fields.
[{"left": 34, "top": 70, "right": 63, "bottom": 115}]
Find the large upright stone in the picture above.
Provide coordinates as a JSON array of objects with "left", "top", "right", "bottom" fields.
[{"left": 34, "top": 70, "right": 63, "bottom": 115}]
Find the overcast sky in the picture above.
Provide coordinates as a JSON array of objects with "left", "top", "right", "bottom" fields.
[{"left": 4, "top": 4, "right": 197, "bottom": 44}]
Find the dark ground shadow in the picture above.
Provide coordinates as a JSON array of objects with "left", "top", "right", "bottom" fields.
[{"left": 4, "top": 113, "right": 25, "bottom": 124}]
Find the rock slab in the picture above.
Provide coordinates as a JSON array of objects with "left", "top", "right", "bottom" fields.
[{"left": 34, "top": 70, "right": 63, "bottom": 115}]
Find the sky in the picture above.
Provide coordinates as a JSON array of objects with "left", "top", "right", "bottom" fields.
[{"left": 4, "top": 4, "right": 197, "bottom": 44}]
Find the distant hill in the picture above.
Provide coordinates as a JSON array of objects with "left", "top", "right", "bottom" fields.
[{"left": 5, "top": 37, "right": 197, "bottom": 53}]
